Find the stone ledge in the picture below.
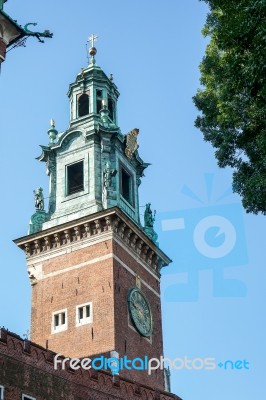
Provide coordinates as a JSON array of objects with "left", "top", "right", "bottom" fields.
[{"left": 14, "top": 207, "right": 171, "bottom": 275}]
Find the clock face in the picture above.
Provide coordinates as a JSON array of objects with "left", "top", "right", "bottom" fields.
[{"left": 127, "top": 288, "right": 153, "bottom": 337}]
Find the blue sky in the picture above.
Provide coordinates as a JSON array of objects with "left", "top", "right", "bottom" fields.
[{"left": 1, "top": 1, "right": 265, "bottom": 399}]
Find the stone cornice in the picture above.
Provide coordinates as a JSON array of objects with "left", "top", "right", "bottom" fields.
[{"left": 14, "top": 207, "right": 171, "bottom": 274}]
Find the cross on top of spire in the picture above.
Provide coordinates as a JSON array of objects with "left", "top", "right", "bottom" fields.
[
  {"left": 88, "top": 34, "right": 98, "bottom": 49},
  {"left": 87, "top": 34, "right": 98, "bottom": 64}
]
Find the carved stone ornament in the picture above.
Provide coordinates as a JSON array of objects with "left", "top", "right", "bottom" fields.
[
  {"left": 29, "top": 210, "right": 47, "bottom": 235},
  {"left": 16, "top": 210, "right": 171, "bottom": 275},
  {"left": 125, "top": 128, "right": 139, "bottom": 160}
]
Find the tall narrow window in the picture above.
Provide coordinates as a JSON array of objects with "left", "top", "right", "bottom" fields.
[
  {"left": 108, "top": 95, "right": 115, "bottom": 121},
  {"left": 67, "top": 161, "right": 84, "bottom": 195},
  {"left": 121, "top": 167, "right": 133, "bottom": 205},
  {"left": 96, "top": 89, "right": 103, "bottom": 114},
  {"left": 78, "top": 93, "right": 89, "bottom": 117}
]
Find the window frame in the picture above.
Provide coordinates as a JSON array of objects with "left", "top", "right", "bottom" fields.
[
  {"left": 76, "top": 302, "right": 93, "bottom": 327},
  {"left": 51, "top": 308, "right": 68, "bottom": 334},
  {"left": 22, "top": 395, "right": 36, "bottom": 400},
  {"left": 77, "top": 92, "right": 90, "bottom": 118},
  {"left": 120, "top": 163, "right": 134, "bottom": 207},
  {"left": 66, "top": 160, "right": 84, "bottom": 196}
]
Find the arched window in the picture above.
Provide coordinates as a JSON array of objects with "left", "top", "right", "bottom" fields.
[{"left": 78, "top": 93, "right": 89, "bottom": 117}]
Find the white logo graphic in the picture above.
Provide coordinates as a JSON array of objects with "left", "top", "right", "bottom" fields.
[{"left": 193, "top": 215, "right": 237, "bottom": 259}]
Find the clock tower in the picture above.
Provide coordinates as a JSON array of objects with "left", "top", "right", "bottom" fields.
[{"left": 15, "top": 39, "right": 172, "bottom": 391}]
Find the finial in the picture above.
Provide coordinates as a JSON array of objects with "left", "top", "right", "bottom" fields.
[
  {"left": 47, "top": 118, "right": 58, "bottom": 145},
  {"left": 88, "top": 34, "right": 98, "bottom": 64}
]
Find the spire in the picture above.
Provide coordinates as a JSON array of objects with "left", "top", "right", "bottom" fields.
[{"left": 87, "top": 34, "right": 98, "bottom": 65}]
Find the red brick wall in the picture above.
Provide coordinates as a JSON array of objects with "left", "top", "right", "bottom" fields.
[
  {"left": 31, "top": 240, "right": 115, "bottom": 358},
  {"left": 0, "top": 329, "right": 182, "bottom": 400},
  {"left": 0, "top": 38, "right": 6, "bottom": 62},
  {"left": 30, "top": 232, "right": 165, "bottom": 390},
  {"left": 113, "top": 240, "right": 165, "bottom": 390}
]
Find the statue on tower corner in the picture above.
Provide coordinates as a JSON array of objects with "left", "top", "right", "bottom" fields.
[
  {"left": 29, "top": 187, "right": 48, "bottom": 234},
  {"left": 144, "top": 203, "right": 156, "bottom": 228},
  {"left": 102, "top": 162, "right": 117, "bottom": 209},
  {"left": 103, "top": 163, "right": 117, "bottom": 189},
  {"left": 143, "top": 203, "right": 158, "bottom": 244},
  {"left": 34, "top": 187, "right": 44, "bottom": 211}
]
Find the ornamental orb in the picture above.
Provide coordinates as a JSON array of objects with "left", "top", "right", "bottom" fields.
[{"left": 89, "top": 47, "right": 97, "bottom": 57}]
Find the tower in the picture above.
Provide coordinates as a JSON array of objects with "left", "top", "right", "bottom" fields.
[{"left": 15, "top": 38, "right": 171, "bottom": 391}]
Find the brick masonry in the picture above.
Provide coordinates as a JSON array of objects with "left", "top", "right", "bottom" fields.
[
  {"left": 0, "top": 329, "right": 182, "bottom": 400},
  {"left": 15, "top": 208, "right": 174, "bottom": 393},
  {"left": 0, "top": 38, "right": 6, "bottom": 62},
  {"left": 30, "top": 239, "right": 115, "bottom": 358},
  {"left": 30, "top": 239, "right": 165, "bottom": 388},
  {"left": 113, "top": 241, "right": 165, "bottom": 388}
]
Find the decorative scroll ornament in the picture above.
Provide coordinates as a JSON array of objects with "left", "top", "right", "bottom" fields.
[
  {"left": 28, "top": 210, "right": 47, "bottom": 235},
  {"left": 125, "top": 128, "right": 139, "bottom": 160}
]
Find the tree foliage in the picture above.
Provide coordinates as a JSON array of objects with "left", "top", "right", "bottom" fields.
[{"left": 193, "top": 0, "right": 266, "bottom": 214}]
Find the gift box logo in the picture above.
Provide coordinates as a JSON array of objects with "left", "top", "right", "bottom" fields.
[{"left": 156, "top": 174, "right": 248, "bottom": 301}]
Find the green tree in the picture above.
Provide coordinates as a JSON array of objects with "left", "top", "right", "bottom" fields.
[{"left": 193, "top": 0, "right": 266, "bottom": 214}]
